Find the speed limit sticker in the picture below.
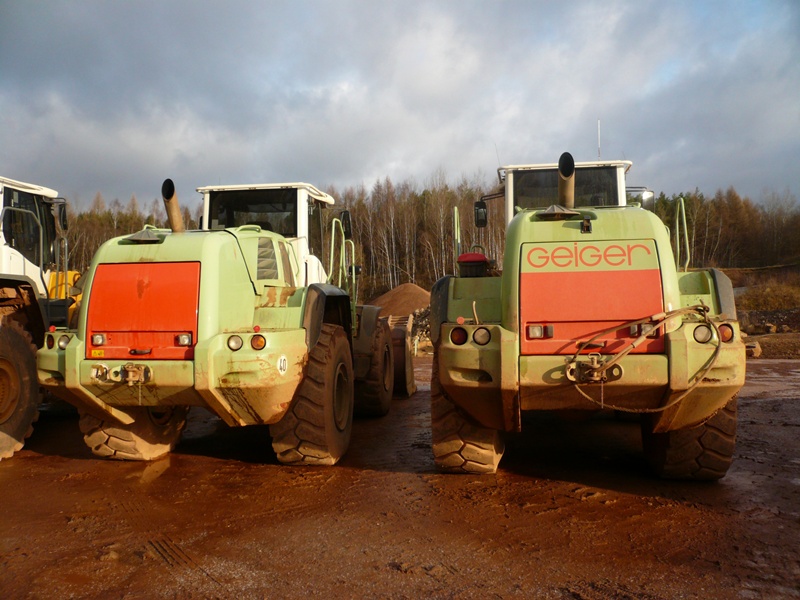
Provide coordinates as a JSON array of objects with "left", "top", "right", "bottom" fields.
[{"left": 277, "top": 355, "right": 288, "bottom": 375}]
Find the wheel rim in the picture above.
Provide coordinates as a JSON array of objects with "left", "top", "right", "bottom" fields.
[
  {"left": 332, "top": 362, "right": 350, "bottom": 432},
  {"left": 0, "top": 358, "right": 21, "bottom": 424},
  {"left": 382, "top": 344, "right": 392, "bottom": 392}
]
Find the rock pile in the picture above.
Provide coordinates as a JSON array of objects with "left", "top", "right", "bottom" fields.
[{"left": 739, "top": 308, "right": 799, "bottom": 334}]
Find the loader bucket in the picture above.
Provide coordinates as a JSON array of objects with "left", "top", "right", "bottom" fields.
[{"left": 388, "top": 314, "right": 416, "bottom": 396}]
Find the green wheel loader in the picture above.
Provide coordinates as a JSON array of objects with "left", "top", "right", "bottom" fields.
[{"left": 431, "top": 153, "right": 745, "bottom": 480}]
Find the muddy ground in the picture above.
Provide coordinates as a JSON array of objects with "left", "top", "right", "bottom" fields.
[{"left": 1, "top": 358, "right": 799, "bottom": 599}]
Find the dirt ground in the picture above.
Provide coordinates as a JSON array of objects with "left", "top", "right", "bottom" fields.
[
  {"left": 1, "top": 358, "right": 799, "bottom": 599},
  {"left": 750, "top": 332, "right": 800, "bottom": 359}
]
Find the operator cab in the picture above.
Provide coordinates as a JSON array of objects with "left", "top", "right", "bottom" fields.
[
  {"left": 0, "top": 176, "right": 70, "bottom": 305},
  {"left": 498, "top": 159, "right": 634, "bottom": 226},
  {"left": 197, "top": 183, "right": 335, "bottom": 285},
  {"left": 1, "top": 177, "right": 63, "bottom": 272}
]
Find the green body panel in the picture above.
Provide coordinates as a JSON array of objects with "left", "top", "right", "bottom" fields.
[
  {"left": 499, "top": 207, "right": 683, "bottom": 333},
  {"left": 445, "top": 276, "right": 503, "bottom": 324},
  {"left": 435, "top": 205, "right": 746, "bottom": 433},
  {"left": 38, "top": 227, "right": 311, "bottom": 426}
]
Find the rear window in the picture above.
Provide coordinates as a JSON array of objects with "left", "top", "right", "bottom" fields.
[
  {"left": 208, "top": 188, "right": 298, "bottom": 237},
  {"left": 513, "top": 166, "right": 619, "bottom": 209}
]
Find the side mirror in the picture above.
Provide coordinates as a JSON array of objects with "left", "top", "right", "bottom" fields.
[
  {"left": 626, "top": 187, "right": 655, "bottom": 211},
  {"left": 474, "top": 200, "right": 488, "bottom": 228},
  {"left": 341, "top": 210, "right": 352, "bottom": 240},
  {"left": 641, "top": 190, "right": 655, "bottom": 212},
  {"left": 58, "top": 203, "right": 69, "bottom": 231}
]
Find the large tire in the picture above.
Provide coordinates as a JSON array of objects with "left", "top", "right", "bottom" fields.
[
  {"left": 270, "top": 324, "right": 354, "bottom": 465},
  {"left": 354, "top": 319, "right": 393, "bottom": 417},
  {"left": 641, "top": 396, "right": 737, "bottom": 481},
  {"left": 431, "top": 350, "right": 504, "bottom": 474},
  {"left": 79, "top": 406, "right": 188, "bottom": 461},
  {"left": 0, "top": 318, "right": 40, "bottom": 460}
]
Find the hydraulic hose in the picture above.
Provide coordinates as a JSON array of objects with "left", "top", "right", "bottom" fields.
[{"left": 567, "top": 304, "right": 724, "bottom": 413}]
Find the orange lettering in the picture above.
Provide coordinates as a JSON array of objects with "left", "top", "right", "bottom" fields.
[{"left": 603, "top": 245, "right": 626, "bottom": 266}]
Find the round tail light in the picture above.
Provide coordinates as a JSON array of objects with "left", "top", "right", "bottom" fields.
[{"left": 450, "top": 327, "right": 468, "bottom": 346}]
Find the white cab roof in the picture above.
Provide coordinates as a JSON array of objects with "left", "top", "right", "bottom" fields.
[
  {"left": 498, "top": 160, "right": 632, "bottom": 182},
  {"left": 196, "top": 182, "right": 334, "bottom": 205},
  {"left": 0, "top": 176, "right": 59, "bottom": 198}
]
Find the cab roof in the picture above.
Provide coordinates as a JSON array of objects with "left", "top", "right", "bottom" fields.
[
  {"left": 498, "top": 159, "right": 632, "bottom": 183},
  {"left": 196, "top": 182, "right": 334, "bottom": 205},
  {"left": 0, "top": 176, "right": 59, "bottom": 199}
]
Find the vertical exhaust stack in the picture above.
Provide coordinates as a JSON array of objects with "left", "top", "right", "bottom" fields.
[
  {"left": 557, "top": 152, "right": 576, "bottom": 209},
  {"left": 161, "top": 178, "right": 185, "bottom": 233}
]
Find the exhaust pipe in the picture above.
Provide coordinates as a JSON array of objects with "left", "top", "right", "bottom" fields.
[
  {"left": 161, "top": 178, "right": 185, "bottom": 233},
  {"left": 557, "top": 152, "right": 575, "bottom": 209}
]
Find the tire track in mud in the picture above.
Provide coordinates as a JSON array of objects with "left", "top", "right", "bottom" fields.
[
  {"left": 107, "top": 465, "right": 224, "bottom": 592},
  {"left": 341, "top": 357, "right": 435, "bottom": 478}
]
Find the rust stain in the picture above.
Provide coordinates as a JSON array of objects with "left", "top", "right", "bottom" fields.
[
  {"left": 259, "top": 286, "right": 299, "bottom": 308},
  {"left": 136, "top": 278, "right": 151, "bottom": 299},
  {"left": 263, "top": 287, "right": 278, "bottom": 307},
  {"left": 280, "top": 287, "right": 298, "bottom": 305}
]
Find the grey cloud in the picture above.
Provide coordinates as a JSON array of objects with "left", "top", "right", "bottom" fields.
[{"left": 0, "top": 0, "right": 797, "bottom": 208}]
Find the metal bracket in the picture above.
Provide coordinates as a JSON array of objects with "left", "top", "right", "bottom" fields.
[
  {"left": 122, "top": 363, "right": 152, "bottom": 387},
  {"left": 565, "top": 353, "right": 623, "bottom": 384}
]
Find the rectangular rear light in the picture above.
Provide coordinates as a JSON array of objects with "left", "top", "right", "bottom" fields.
[{"left": 527, "top": 324, "right": 554, "bottom": 339}]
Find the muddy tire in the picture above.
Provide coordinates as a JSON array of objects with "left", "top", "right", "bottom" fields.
[
  {"left": 431, "top": 351, "right": 504, "bottom": 474},
  {"left": 0, "top": 318, "right": 40, "bottom": 460},
  {"left": 641, "top": 397, "right": 737, "bottom": 481},
  {"left": 270, "top": 324, "right": 354, "bottom": 465},
  {"left": 79, "top": 406, "right": 188, "bottom": 461},
  {"left": 354, "top": 320, "right": 393, "bottom": 417}
]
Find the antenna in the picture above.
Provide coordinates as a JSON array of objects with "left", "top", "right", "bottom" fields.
[
  {"left": 494, "top": 143, "right": 501, "bottom": 168},
  {"left": 597, "top": 119, "right": 601, "bottom": 159}
]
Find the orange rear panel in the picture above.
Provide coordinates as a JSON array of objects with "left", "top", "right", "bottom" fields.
[
  {"left": 86, "top": 262, "right": 200, "bottom": 360},
  {"left": 519, "top": 240, "right": 664, "bottom": 355}
]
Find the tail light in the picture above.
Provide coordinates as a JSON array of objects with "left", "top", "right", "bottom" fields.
[
  {"left": 251, "top": 335, "right": 266, "bottom": 350},
  {"left": 719, "top": 324, "right": 735, "bottom": 343},
  {"left": 450, "top": 327, "right": 468, "bottom": 346},
  {"left": 473, "top": 327, "right": 491, "bottom": 346},
  {"left": 526, "top": 324, "right": 554, "bottom": 339},
  {"left": 693, "top": 325, "right": 713, "bottom": 343}
]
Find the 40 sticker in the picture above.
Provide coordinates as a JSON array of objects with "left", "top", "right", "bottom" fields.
[{"left": 277, "top": 355, "right": 288, "bottom": 375}]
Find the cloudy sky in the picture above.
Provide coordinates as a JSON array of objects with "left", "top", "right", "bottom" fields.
[{"left": 1, "top": 0, "right": 798, "bottom": 209}]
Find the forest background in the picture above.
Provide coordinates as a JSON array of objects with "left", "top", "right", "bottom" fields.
[{"left": 67, "top": 173, "right": 799, "bottom": 303}]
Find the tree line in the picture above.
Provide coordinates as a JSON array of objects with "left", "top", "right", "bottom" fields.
[{"left": 64, "top": 178, "right": 799, "bottom": 302}]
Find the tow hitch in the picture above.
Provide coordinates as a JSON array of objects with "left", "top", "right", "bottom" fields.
[
  {"left": 90, "top": 363, "right": 152, "bottom": 386},
  {"left": 565, "top": 353, "right": 623, "bottom": 384}
]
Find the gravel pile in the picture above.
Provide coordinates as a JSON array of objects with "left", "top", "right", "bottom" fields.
[
  {"left": 370, "top": 283, "right": 430, "bottom": 317},
  {"left": 369, "top": 283, "right": 433, "bottom": 351}
]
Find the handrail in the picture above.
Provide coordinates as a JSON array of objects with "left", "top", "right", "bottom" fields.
[
  {"left": 327, "top": 215, "right": 358, "bottom": 336},
  {"left": 327, "top": 216, "right": 347, "bottom": 289},
  {"left": 346, "top": 238, "right": 357, "bottom": 305},
  {"left": 675, "top": 196, "right": 691, "bottom": 271}
]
